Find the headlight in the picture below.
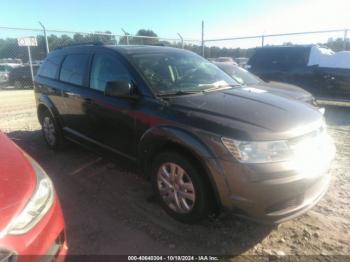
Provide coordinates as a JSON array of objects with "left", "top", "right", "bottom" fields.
[
  {"left": 222, "top": 127, "right": 335, "bottom": 166},
  {"left": 221, "top": 137, "right": 290, "bottom": 163},
  {"left": 1, "top": 156, "right": 54, "bottom": 236}
]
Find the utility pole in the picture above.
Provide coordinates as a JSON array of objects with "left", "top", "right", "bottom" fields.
[
  {"left": 261, "top": 34, "right": 265, "bottom": 47},
  {"left": 201, "top": 20, "right": 205, "bottom": 57},
  {"left": 38, "top": 22, "right": 49, "bottom": 55},
  {"left": 121, "top": 28, "right": 129, "bottom": 45},
  {"left": 344, "top": 29, "right": 348, "bottom": 51},
  {"left": 177, "top": 33, "right": 184, "bottom": 49}
]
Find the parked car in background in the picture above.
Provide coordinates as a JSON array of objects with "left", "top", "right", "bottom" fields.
[
  {"left": 0, "top": 131, "right": 67, "bottom": 260},
  {"left": 214, "top": 62, "right": 318, "bottom": 107},
  {"left": 0, "top": 64, "right": 21, "bottom": 84},
  {"left": 247, "top": 45, "right": 350, "bottom": 103},
  {"left": 8, "top": 65, "right": 39, "bottom": 89},
  {"left": 208, "top": 57, "right": 237, "bottom": 64},
  {"left": 35, "top": 44, "right": 335, "bottom": 224},
  {"left": 234, "top": 57, "right": 249, "bottom": 67}
]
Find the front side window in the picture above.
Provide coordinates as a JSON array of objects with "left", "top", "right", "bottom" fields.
[
  {"left": 59, "top": 54, "right": 90, "bottom": 86},
  {"left": 38, "top": 55, "right": 63, "bottom": 79},
  {"left": 128, "top": 51, "right": 239, "bottom": 95},
  {"left": 90, "top": 54, "right": 131, "bottom": 92}
]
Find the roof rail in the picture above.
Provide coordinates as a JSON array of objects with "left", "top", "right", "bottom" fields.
[{"left": 54, "top": 41, "right": 104, "bottom": 50}]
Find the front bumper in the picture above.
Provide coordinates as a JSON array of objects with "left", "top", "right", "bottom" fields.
[
  {"left": 0, "top": 196, "right": 67, "bottom": 261},
  {"left": 217, "top": 140, "right": 335, "bottom": 224}
]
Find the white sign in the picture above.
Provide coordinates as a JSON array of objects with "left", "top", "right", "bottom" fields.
[{"left": 17, "top": 37, "right": 38, "bottom": 47}]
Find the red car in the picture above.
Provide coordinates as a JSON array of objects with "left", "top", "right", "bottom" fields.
[{"left": 0, "top": 131, "right": 67, "bottom": 261}]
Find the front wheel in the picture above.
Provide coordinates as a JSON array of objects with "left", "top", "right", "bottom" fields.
[{"left": 151, "top": 151, "right": 215, "bottom": 223}]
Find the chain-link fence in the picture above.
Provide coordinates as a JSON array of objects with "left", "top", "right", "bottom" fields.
[
  {"left": 1, "top": 25, "right": 349, "bottom": 90},
  {"left": 204, "top": 28, "right": 349, "bottom": 65},
  {"left": 0, "top": 26, "right": 201, "bottom": 90}
]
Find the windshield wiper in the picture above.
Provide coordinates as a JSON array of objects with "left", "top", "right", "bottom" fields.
[
  {"left": 156, "top": 90, "right": 200, "bottom": 97},
  {"left": 202, "top": 84, "right": 240, "bottom": 93}
]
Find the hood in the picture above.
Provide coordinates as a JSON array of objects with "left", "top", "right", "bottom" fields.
[
  {"left": 167, "top": 87, "right": 323, "bottom": 140},
  {"left": 252, "top": 81, "right": 313, "bottom": 102},
  {"left": 0, "top": 132, "right": 36, "bottom": 232}
]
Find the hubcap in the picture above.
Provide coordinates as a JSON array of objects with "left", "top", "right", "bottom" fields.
[
  {"left": 157, "top": 162, "right": 196, "bottom": 214},
  {"left": 42, "top": 116, "right": 56, "bottom": 146}
]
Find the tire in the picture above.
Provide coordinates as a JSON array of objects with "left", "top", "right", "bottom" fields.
[
  {"left": 14, "top": 80, "right": 23, "bottom": 89},
  {"left": 151, "top": 151, "right": 215, "bottom": 223},
  {"left": 40, "top": 110, "right": 64, "bottom": 150}
]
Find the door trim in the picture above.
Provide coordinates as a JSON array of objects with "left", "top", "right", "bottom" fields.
[{"left": 63, "top": 127, "right": 137, "bottom": 161}]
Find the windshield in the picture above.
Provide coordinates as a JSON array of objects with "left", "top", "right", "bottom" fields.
[
  {"left": 128, "top": 51, "right": 239, "bottom": 95},
  {"left": 216, "top": 63, "right": 262, "bottom": 85}
]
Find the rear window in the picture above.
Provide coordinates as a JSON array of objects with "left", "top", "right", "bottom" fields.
[
  {"left": 38, "top": 55, "right": 63, "bottom": 79},
  {"left": 59, "top": 54, "right": 90, "bottom": 86},
  {"left": 249, "top": 47, "right": 309, "bottom": 68}
]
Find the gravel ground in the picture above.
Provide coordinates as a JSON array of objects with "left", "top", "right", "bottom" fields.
[{"left": 0, "top": 89, "right": 349, "bottom": 259}]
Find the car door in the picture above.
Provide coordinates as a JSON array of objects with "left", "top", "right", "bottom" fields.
[
  {"left": 57, "top": 53, "right": 92, "bottom": 136},
  {"left": 314, "top": 67, "right": 350, "bottom": 100},
  {"left": 84, "top": 51, "right": 137, "bottom": 158}
]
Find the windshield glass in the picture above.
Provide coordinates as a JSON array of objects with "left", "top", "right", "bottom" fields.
[
  {"left": 216, "top": 63, "right": 262, "bottom": 85},
  {"left": 128, "top": 51, "right": 239, "bottom": 95}
]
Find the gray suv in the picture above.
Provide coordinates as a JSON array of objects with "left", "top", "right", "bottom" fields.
[{"left": 34, "top": 44, "right": 335, "bottom": 224}]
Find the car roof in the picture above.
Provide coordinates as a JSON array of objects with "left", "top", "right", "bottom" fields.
[
  {"left": 255, "top": 44, "right": 315, "bottom": 50},
  {"left": 49, "top": 44, "right": 191, "bottom": 57}
]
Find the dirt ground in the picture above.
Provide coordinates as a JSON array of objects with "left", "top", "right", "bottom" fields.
[{"left": 0, "top": 89, "right": 349, "bottom": 259}]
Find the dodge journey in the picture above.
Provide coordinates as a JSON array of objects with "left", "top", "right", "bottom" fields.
[{"left": 34, "top": 44, "right": 335, "bottom": 224}]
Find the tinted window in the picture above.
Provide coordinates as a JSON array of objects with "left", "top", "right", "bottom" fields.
[
  {"left": 285, "top": 48, "right": 309, "bottom": 66},
  {"left": 38, "top": 55, "right": 63, "bottom": 79},
  {"left": 90, "top": 54, "right": 130, "bottom": 92},
  {"left": 60, "top": 54, "right": 90, "bottom": 86},
  {"left": 250, "top": 48, "right": 309, "bottom": 68}
]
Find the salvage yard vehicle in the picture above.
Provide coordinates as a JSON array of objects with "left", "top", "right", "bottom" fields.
[
  {"left": 213, "top": 61, "right": 318, "bottom": 106},
  {"left": 247, "top": 45, "right": 350, "bottom": 103},
  {"left": 0, "top": 131, "right": 67, "bottom": 260},
  {"left": 8, "top": 64, "right": 40, "bottom": 89},
  {"left": 35, "top": 44, "right": 335, "bottom": 224},
  {"left": 0, "top": 64, "right": 21, "bottom": 84}
]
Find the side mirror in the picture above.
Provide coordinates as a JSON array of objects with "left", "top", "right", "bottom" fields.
[{"left": 104, "top": 80, "right": 136, "bottom": 98}]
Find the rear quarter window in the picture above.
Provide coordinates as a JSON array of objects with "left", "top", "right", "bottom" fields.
[
  {"left": 59, "top": 54, "right": 90, "bottom": 86},
  {"left": 38, "top": 55, "right": 63, "bottom": 79}
]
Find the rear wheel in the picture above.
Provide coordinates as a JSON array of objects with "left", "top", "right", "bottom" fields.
[
  {"left": 151, "top": 151, "right": 215, "bottom": 223},
  {"left": 40, "top": 110, "right": 64, "bottom": 150}
]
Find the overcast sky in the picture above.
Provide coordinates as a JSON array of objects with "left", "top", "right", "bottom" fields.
[{"left": 1, "top": 0, "right": 349, "bottom": 47}]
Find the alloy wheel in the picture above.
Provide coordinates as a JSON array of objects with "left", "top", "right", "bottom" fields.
[
  {"left": 42, "top": 116, "right": 56, "bottom": 146},
  {"left": 157, "top": 162, "right": 196, "bottom": 213}
]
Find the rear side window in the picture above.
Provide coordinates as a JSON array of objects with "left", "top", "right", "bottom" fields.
[
  {"left": 60, "top": 54, "right": 90, "bottom": 86},
  {"left": 250, "top": 48, "right": 309, "bottom": 68},
  {"left": 38, "top": 55, "right": 63, "bottom": 79},
  {"left": 90, "top": 54, "right": 130, "bottom": 92},
  {"left": 285, "top": 48, "right": 309, "bottom": 66}
]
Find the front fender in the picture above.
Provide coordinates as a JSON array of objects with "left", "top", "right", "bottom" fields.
[{"left": 138, "top": 125, "right": 232, "bottom": 208}]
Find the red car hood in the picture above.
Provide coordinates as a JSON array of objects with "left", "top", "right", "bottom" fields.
[{"left": 0, "top": 132, "right": 36, "bottom": 232}]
